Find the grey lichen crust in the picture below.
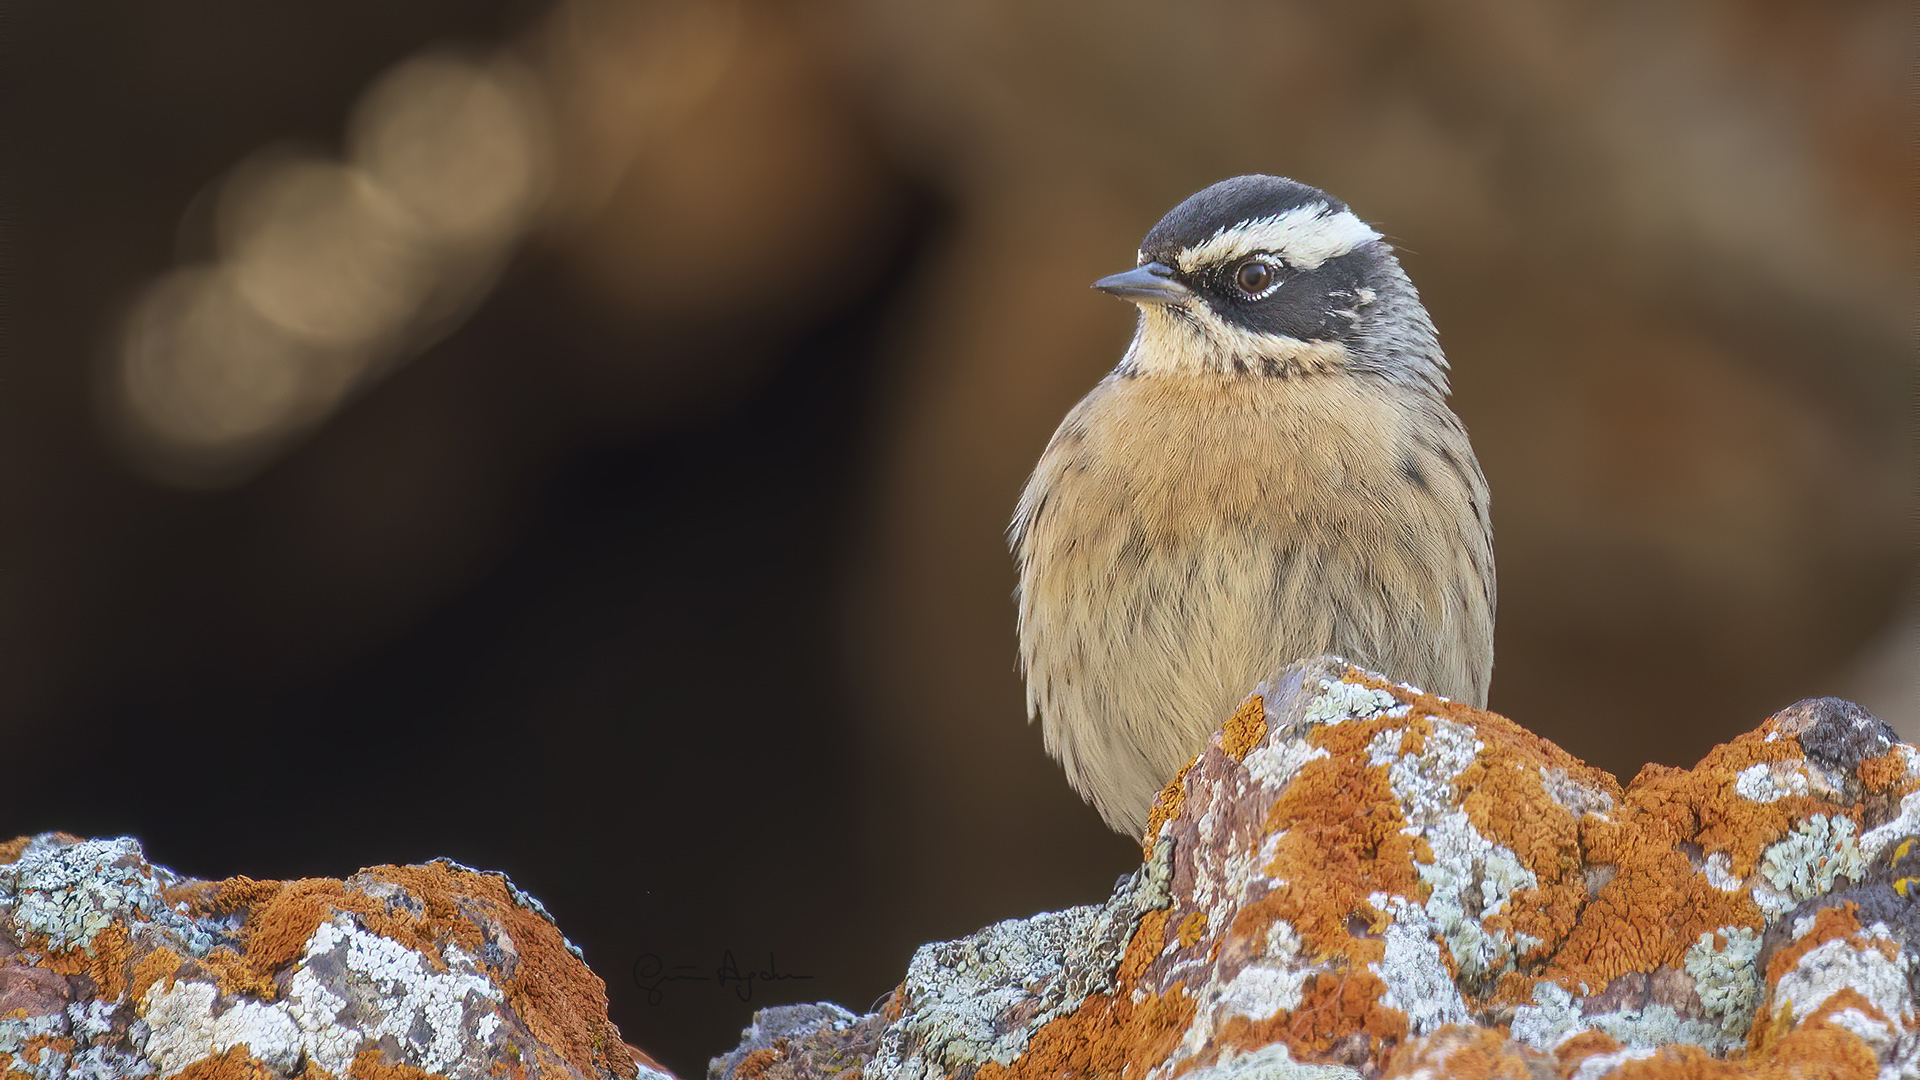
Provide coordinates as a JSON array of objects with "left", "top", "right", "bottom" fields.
[
  {"left": 2, "top": 836, "right": 221, "bottom": 959},
  {"left": 862, "top": 836, "right": 1175, "bottom": 1080}
]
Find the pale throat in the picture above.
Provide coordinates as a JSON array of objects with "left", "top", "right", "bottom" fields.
[{"left": 1120, "top": 304, "right": 1350, "bottom": 378}]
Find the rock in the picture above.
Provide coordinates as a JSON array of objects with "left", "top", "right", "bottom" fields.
[
  {"left": 711, "top": 657, "right": 1920, "bottom": 1079},
  {"left": 0, "top": 838, "right": 674, "bottom": 1079},
  {"left": 707, "top": 1003, "right": 888, "bottom": 1080},
  {"left": 8, "top": 656, "right": 1914, "bottom": 1079}
]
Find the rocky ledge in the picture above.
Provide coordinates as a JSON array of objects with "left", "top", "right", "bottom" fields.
[
  {"left": 716, "top": 657, "right": 1919, "bottom": 1080},
  {"left": 3, "top": 656, "right": 1915, "bottom": 1079},
  {"left": 0, "top": 839, "right": 667, "bottom": 1080}
]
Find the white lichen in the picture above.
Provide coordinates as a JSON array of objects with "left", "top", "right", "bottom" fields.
[
  {"left": 1368, "top": 720, "right": 1541, "bottom": 981},
  {"left": 1771, "top": 935, "right": 1916, "bottom": 1035},
  {"left": 0, "top": 996, "right": 156, "bottom": 1080},
  {"left": 864, "top": 837, "right": 1174, "bottom": 1079},
  {"left": 141, "top": 981, "right": 302, "bottom": 1076},
  {"left": 138, "top": 914, "right": 505, "bottom": 1079},
  {"left": 1540, "top": 766, "right": 1613, "bottom": 818},
  {"left": 1584, "top": 1003, "right": 1733, "bottom": 1055},
  {"left": 1302, "top": 680, "right": 1398, "bottom": 727},
  {"left": 1568, "top": 1046, "right": 1658, "bottom": 1080},
  {"left": 1752, "top": 815, "right": 1867, "bottom": 918},
  {"left": 0, "top": 837, "right": 214, "bottom": 958},
  {"left": 1735, "top": 762, "right": 1810, "bottom": 804},
  {"left": 1510, "top": 977, "right": 1744, "bottom": 1056},
  {"left": 1242, "top": 737, "right": 1328, "bottom": 793},
  {"left": 1510, "top": 980, "right": 1585, "bottom": 1051},
  {"left": 1682, "top": 928, "right": 1763, "bottom": 1037},
  {"left": 1367, "top": 894, "right": 1472, "bottom": 1034},
  {"left": 284, "top": 916, "right": 503, "bottom": 1075},
  {"left": 1826, "top": 1007, "right": 1896, "bottom": 1057},
  {"left": 1263, "top": 918, "right": 1303, "bottom": 960},
  {"left": 1701, "top": 852, "right": 1744, "bottom": 892},
  {"left": 1212, "top": 962, "right": 1318, "bottom": 1024},
  {"left": 1179, "top": 1042, "right": 1362, "bottom": 1079}
]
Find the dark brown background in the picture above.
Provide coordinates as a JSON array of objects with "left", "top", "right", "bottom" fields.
[{"left": 5, "top": 1, "right": 1913, "bottom": 1075}]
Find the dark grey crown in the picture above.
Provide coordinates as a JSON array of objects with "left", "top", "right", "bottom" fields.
[{"left": 1140, "top": 175, "right": 1351, "bottom": 259}]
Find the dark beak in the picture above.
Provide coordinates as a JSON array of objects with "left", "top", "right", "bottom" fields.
[{"left": 1092, "top": 262, "right": 1191, "bottom": 305}]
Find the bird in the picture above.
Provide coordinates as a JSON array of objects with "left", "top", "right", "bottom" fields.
[{"left": 1009, "top": 175, "right": 1495, "bottom": 836}]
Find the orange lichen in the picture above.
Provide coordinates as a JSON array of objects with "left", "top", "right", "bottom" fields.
[
  {"left": 1745, "top": 994, "right": 1798, "bottom": 1059},
  {"left": 1174, "top": 912, "right": 1208, "bottom": 949},
  {"left": 1214, "top": 970, "right": 1401, "bottom": 1061},
  {"left": 1762, "top": 902, "right": 1861, "bottom": 991},
  {"left": 0, "top": 840, "right": 642, "bottom": 1080},
  {"left": 1534, "top": 713, "right": 1876, "bottom": 994},
  {"left": 0, "top": 837, "right": 31, "bottom": 865},
  {"left": 224, "top": 867, "right": 484, "bottom": 977},
  {"left": 1379, "top": 1019, "right": 1882, "bottom": 1080},
  {"left": 1749, "top": 1016, "right": 1881, "bottom": 1080},
  {"left": 129, "top": 945, "right": 185, "bottom": 1003},
  {"left": 344, "top": 1048, "right": 436, "bottom": 1080},
  {"left": 1118, "top": 908, "right": 1172, "bottom": 985},
  {"left": 1600, "top": 1020, "right": 1880, "bottom": 1079},
  {"left": 1488, "top": 971, "right": 1541, "bottom": 1010},
  {"left": 1554, "top": 1029, "right": 1624, "bottom": 1073},
  {"left": 1219, "top": 695, "right": 1267, "bottom": 761},
  {"left": 1768, "top": 979, "right": 1907, "bottom": 1067},
  {"left": 1251, "top": 709, "right": 1421, "bottom": 964},
  {"left": 1142, "top": 761, "right": 1195, "bottom": 855},
  {"left": 203, "top": 945, "right": 278, "bottom": 1001},
  {"left": 414, "top": 865, "right": 632, "bottom": 1080},
  {"left": 1728, "top": 979, "right": 1889, "bottom": 1078},
  {"left": 175, "top": 1046, "right": 277, "bottom": 1080},
  {"left": 974, "top": 986, "right": 1196, "bottom": 1080},
  {"left": 968, "top": 893, "right": 1207, "bottom": 1080},
  {"left": 201, "top": 875, "right": 284, "bottom": 914},
  {"left": 360, "top": 865, "right": 488, "bottom": 952},
  {"left": 1368, "top": 685, "right": 1614, "bottom": 967},
  {"left": 228, "top": 878, "right": 369, "bottom": 971},
  {"left": 35, "top": 923, "right": 134, "bottom": 1001},
  {"left": 732, "top": 1046, "right": 782, "bottom": 1079},
  {"left": 1856, "top": 747, "right": 1916, "bottom": 796}
]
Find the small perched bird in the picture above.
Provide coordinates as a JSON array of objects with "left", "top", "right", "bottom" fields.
[{"left": 1011, "top": 175, "right": 1495, "bottom": 835}]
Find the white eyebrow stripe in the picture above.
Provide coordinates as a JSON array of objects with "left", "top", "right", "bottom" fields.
[{"left": 1175, "top": 203, "right": 1381, "bottom": 271}]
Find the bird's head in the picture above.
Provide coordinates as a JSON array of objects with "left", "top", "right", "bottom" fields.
[{"left": 1097, "top": 175, "right": 1447, "bottom": 394}]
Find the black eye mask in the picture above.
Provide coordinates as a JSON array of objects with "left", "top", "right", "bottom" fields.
[{"left": 1169, "top": 248, "right": 1373, "bottom": 344}]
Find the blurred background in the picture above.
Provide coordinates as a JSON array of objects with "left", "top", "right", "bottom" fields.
[{"left": 5, "top": 0, "right": 1913, "bottom": 1073}]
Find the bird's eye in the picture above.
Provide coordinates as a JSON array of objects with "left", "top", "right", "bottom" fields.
[{"left": 1233, "top": 259, "right": 1275, "bottom": 297}]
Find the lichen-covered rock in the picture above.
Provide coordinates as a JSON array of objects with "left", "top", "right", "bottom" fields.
[
  {"left": 865, "top": 837, "right": 1174, "bottom": 1078},
  {"left": 707, "top": 1003, "right": 888, "bottom": 1080},
  {"left": 712, "top": 657, "right": 1920, "bottom": 1079},
  {"left": 0, "top": 835, "right": 671, "bottom": 1080}
]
